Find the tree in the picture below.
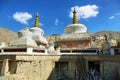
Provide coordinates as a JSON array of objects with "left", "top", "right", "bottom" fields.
[{"left": 117, "top": 39, "right": 120, "bottom": 46}]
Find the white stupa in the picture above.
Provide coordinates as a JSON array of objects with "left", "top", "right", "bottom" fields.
[
  {"left": 18, "top": 28, "right": 33, "bottom": 38},
  {"left": 29, "top": 12, "right": 48, "bottom": 46},
  {"left": 57, "top": 8, "right": 90, "bottom": 42},
  {"left": 64, "top": 8, "right": 87, "bottom": 34},
  {"left": 15, "top": 28, "right": 37, "bottom": 47},
  {"left": 64, "top": 24, "right": 87, "bottom": 34},
  {"left": 14, "top": 12, "right": 48, "bottom": 48}
]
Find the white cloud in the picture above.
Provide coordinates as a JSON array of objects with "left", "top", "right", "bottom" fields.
[
  {"left": 109, "top": 12, "right": 120, "bottom": 20},
  {"left": 55, "top": 18, "right": 59, "bottom": 26},
  {"left": 13, "top": 12, "right": 32, "bottom": 24},
  {"left": 69, "top": 5, "right": 99, "bottom": 20},
  {"left": 115, "top": 13, "right": 120, "bottom": 16},
  {"left": 109, "top": 16, "right": 115, "bottom": 19},
  {"left": 39, "top": 22, "right": 44, "bottom": 27}
]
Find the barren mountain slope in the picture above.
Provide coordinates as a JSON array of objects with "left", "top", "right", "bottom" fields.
[{"left": 0, "top": 28, "right": 18, "bottom": 44}]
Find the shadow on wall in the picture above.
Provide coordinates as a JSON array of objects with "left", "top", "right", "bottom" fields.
[
  {"left": 47, "top": 55, "right": 106, "bottom": 80},
  {"left": 0, "top": 54, "right": 119, "bottom": 80},
  {"left": 47, "top": 55, "right": 88, "bottom": 80}
]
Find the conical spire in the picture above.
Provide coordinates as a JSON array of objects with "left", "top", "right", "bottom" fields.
[
  {"left": 73, "top": 8, "right": 78, "bottom": 24},
  {"left": 34, "top": 12, "right": 39, "bottom": 27}
]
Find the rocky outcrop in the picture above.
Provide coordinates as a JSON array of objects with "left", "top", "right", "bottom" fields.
[{"left": 95, "top": 30, "right": 120, "bottom": 39}]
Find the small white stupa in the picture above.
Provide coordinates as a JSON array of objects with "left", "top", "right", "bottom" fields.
[
  {"left": 102, "top": 34, "right": 111, "bottom": 55},
  {"left": 0, "top": 42, "right": 6, "bottom": 48},
  {"left": 30, "top": 12, "right": 48, "bottom": 48},
  {"left": 47, "top": 40, "right": 55, "bottom": 53},
  {"left": 15, "top": 28, "right": 37, "bottom": 47}
]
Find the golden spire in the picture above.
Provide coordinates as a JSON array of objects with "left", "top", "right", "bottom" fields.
[
  {"left": 34, "top": 12, "right": 39, "bottom": 27},
  {"left": 104, "top": 34, "right": 108, "bottom": 41},
  {"left": 73, "top": 8, "right": 78, "bottom": 24}
]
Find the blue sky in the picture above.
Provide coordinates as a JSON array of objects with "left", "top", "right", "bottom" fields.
[{"left": 0, "top": 0, "right": 120, "bottom": 36}]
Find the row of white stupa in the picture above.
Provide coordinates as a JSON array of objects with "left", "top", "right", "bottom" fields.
[
  {"left": 14, "top": 9, "right": 88, "bottom": 48},
  {"left": 1, "top": 10, "right": 89, "bottom": 50},
  {"left": 0, "top": 10, "right": 108, "bottom": 55}
]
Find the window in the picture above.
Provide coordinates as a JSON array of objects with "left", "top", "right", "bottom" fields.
[
  {"left": 55, "top": 62, "right": 68, "bottom": 71},
  {"left": 55, "top": 62, "right": 69, "bottom": 79}
]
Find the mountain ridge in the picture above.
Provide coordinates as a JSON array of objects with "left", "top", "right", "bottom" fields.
[
  {"left": 0, "top": 28, "right": 18, "bottom": 45},
  {"left": 0, "top": 28, "right": 120, "bottom": 45},
  {"left": 95, "top": 30, "right": 120, "bottom": 39}
]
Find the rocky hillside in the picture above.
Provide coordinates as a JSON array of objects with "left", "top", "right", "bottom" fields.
[
  {"left": 0, "top": 28, "right": 18, "bottom": 44},
  {"left": 95, "top": 30, "right": 120, "bottom": 39},
  {"left": 45, "top": 31, "right": 120, "bottom": 41},
  {"left": 0, "top": 27, "right": 120, "bottom": 45}
]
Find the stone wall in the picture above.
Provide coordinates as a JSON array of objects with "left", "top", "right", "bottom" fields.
[
  {"left": 0, "top": 55, "right": 77, "bottom": 80},
  {"left": 0, "top": 55, "right": 120, "bottom": 80},
  {"left": 103, "top": 61, "right": 120, "bottom": 80}
]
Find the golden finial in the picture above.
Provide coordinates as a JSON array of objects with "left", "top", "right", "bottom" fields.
[
  {"left": 73, "top": 8, "right": 78, "bottom": 24},
  {"left": 104, "top": 34, "right": 108, "bottom": 41},
  {"left": 34, "top": 12, "right": 39, "bottom": 27}
]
